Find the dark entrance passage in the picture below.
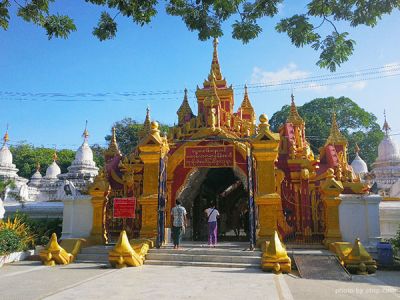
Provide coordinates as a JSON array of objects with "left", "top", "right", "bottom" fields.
[{"left": 181, "top": 168, "right": 249, "bottom": 242}]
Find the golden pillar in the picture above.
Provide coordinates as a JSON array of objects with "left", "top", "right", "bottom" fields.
[
  {"left": 251, "top": 114, "right": 281, "bottom": 244},
  {"left": 88, "top": 170, "right": 110, "bottom": 245},
  {"left": 320, "top": 169, "right": 344, "bottom": 247},
  {"left": 138, "top": 121, "right": 169, "bottom": 238}
]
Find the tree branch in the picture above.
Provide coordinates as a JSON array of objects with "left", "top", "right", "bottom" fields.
[{"left": 324, "top": 16, "right": 339, "bottom": 34}]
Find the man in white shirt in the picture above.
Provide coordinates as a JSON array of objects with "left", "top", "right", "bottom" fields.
[
  {"left": 204, "top": 202, "right": 220, "bottom": 247},
  {"left": 171, "top": 200, "right": 187, "bottom": 249}
]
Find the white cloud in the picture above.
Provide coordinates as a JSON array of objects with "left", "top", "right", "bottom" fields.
[
  {"left": 251, "top": 63, "right": 309, "bottom": 85},
  {"left": 250, "top": 63, "right": 368, "bottom": 93},
  {"left": 250, "top": 64, "right": 327, "bottom": 92},
  {"left": 333, "top": 81, "right": 367, "bottom": 91}
]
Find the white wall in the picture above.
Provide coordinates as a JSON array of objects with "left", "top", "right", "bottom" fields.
[
  {"left": 61, "top": 196, "right": 93, "bottom": 239},
  {"left": 380, "top": 201, "right": 400, "bottom": 240},
  {"left": 339, "top": 194, "right": 381, "bottom": 247}
]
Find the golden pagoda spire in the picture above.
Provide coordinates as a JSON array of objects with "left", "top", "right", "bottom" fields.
[
  {"left": 286, "top": 93, "right": 304, "bottom": 126},
  {"left": 82, "top": 120, "right": 89, "bottom": 141},
  {"left": 325, "top": 112, "right": 347, "bottom": 146},
  {"left": 177, "top": 88, "right": 193, "bottom": 124},
  {"left": 36, "top": 162, "right": 41, "bottom": 172},
  {"left": 106, "top": 126, "right": 121, "bottom": 156},
  {"left": 383, "top": 110, "right": 391, "bottom": 136},
  {"left": 3, "top": 125, "right": 9, "bottom": 146},
  {"left": 138, "top": 107, "right": 152, "bottom": 140},
  {"left": 355, "top": 143, "right": 360, "bottom": 154},
  {"left": 204, "top": 74, "right": 220, "bottom": 107},
  {"left": 207, "top": 37, "right": 223, "bottom": 81},
  {"left": 240, "top": 85, "right": 254, "bottom": 109},
  {"left": 53, "top": 149, "right": 58, "bottom": 161}
]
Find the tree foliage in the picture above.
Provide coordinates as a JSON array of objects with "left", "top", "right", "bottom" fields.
[
  {"left": 269, "top": 96, "right": 384, "bottom": 167},
  {"left": 1, "top": 0, "right": 399, "bottom": 71},
  {"left": 105, "top": 117, "right": 170, "bottom": 155}
]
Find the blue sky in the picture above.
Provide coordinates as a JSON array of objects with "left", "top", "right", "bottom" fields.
[{"left": 1, "top": 2, "right": 400, "bottom": 150}]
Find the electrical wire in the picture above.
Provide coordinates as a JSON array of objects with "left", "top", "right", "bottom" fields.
[{"left": 1, "top": 64, "right": 399, "bottom": 102}]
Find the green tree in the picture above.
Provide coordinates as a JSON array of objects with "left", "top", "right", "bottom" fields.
[
  {"left": 9, "top": 144, "right": 75, "bottom": 178},
  {"left": 9, "top": 144, "right": 104, "bottom": 178},
  {"left": 1, "top": 1, "right": 399, "bottom": 71},
  {"left": 105, "top": 117, "right": 170, "bottom": 155},
  {"left": 91, "top": 143, "right": 105, "bottom": 168},
  {"left": 269, "top": 96, "right": 384, "bottom": 168}
]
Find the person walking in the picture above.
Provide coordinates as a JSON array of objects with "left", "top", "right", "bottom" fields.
[
  {"left": 171, "top": 200, "right": 187, "bottom": 249},
  {"left": 205, "top": 202, "right": 220, "bottom": 247}
]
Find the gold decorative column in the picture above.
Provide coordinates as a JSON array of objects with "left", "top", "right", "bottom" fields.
[
  {"left": 320, "top": 168, "right": 344, "bottom": 247},
  {"left": 251, "top": 114, "right": 281, "bottom": 244},
  {"left": 139, "top": 121, "right": 169, "bottom": 238},
  {"left": 88, "top": 170, "right": 110, "bottom": 245}
]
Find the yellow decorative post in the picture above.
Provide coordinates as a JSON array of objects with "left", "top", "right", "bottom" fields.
[
  {"left": 88, "top": 169, "right": 110, "bottom": 245},
  {"left": 320, "top": 168, "right": 344, "bottom": 247},
  {"left": 39, "top": 233, "right": 72, "bottom": 266},
  {"left": 108, "top": 230, "right": 144, "bottom": 268},
  {"left": 139, "top": 120, "right": 169, "bottom": 238},
  {"left": 343, "top": 238, "right": 377, "bottom": 274},
  {"left": 261, "top": 231, "right": 291, "bottom": 274},
  {"left": 251, "top": 114, "right": 281, "bottom": 244},
  {"left": 331, "top": 238, "right": 377, "bottom": 274}
]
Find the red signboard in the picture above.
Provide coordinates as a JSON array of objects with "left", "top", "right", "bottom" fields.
[
  {"left": 113, "top": 197, "right": 136, "bottom": 219},
  {"left": 184, "top": 145, "right": 235, "bottom": 168}
]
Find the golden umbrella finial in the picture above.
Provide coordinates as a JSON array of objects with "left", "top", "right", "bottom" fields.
[
  {"left": 53, "top": 149, "right": 58, "bottom": 161},
  {"left": 355, "top": 143, "right": 360, "bottom": 154},
  {"left": 383, "top": 110, "right": 391, "bottom": 136},
  {"left": 3, "top": 124, "right": 9, "bottom": 145},
  {"left": 36, "top": 162, "right": 41, "bottom": 172},
  {"left": 82, "top": 120, "right": 89, "bottom": 140}
]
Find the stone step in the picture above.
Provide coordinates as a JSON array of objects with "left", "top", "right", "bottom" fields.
[
  {"left": 148, "top": 248, "right": 262, "bottom": 257},
  {"left": 80, "top": 246, "right": 114, "bottom": 255},
  {"left": 146, "top": 253, "right": 260, "bottom": 264},
  {"left": 76, "top": 253, "right": 109, "bottom": 263},
  {"left": 144, "top": 260, "right": 260, "bottom": 268}
]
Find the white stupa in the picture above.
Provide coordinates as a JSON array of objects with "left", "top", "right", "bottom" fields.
[
  {"left": 351, "top": 144, "right": 368, "bottom": 178},
  {"left": 371, "top": 114, "right": 400, "bottom": 194},
  {"left": 28, "top": 163, "right": 43, "bottom": 187},
  {"left": 0, "top": 130, "right": 26, "bottom": 183},
  {"left": 44, "top": 151, "right": 61, "bottom": 181},
  {"left": 0, "top": 129, "right": 29, "bottom": 202},
  {"left": 58, "top": 122, "right": 99, "bottom": 189}
]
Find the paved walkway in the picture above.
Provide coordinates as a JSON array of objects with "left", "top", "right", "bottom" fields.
[{"left": 0, "top": 261, "right": 400, "bottom": 300}]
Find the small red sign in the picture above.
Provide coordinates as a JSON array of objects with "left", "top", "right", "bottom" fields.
[{"left": 113, "top": 197, "right": 136, "bottom": 219}]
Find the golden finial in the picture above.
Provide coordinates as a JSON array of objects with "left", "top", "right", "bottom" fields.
[
  {"left": 82, "top": 120, "right": 89, "bottom": 140},
  {"left": 355, "top": 143, "right": 360, "bottom": 154},
  {"left": 36, "top": 162, "right": 41, "bottom": 172},
  {"left": 138, "top": 107, "right": 152, "bottom": 140},
  {"left": 239, "top": 84, "right": 254, "bottom": 113},
  {"left": 53, "top": 149, "right": 58, "bottom": 161},
  {"left": 325, "top": 111, "right": 347, "bottom": 146},
  {"left": 177, "top": 88, "right": 193, "bottom": 124},
  {"left": 383, "top": 110, "right": 391, "bottom": 136},
  {"left": 3, "top": 125, "right": 9, "bottom": 145},
  {"left": 106, "top": 126, "right": 121, "bottom": 156},
  {"left": 111, "top": 127, "right": 117, "bottom": 143},
  {"left": 144, "top": 107, "right": 151, "bottom": 131},
  {"left": 207, "top": 37, "right": 222, "bottom": 81},
  {"left": 3, "top": 131, "right": 10, "bottom": 145},
  {"left": 286, "top": 93, "right": 304, "bottom": 125}
]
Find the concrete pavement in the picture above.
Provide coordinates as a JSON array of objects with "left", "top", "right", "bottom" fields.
[{"left": 0, "top": 261, "right": 400, "bottom": 300}]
